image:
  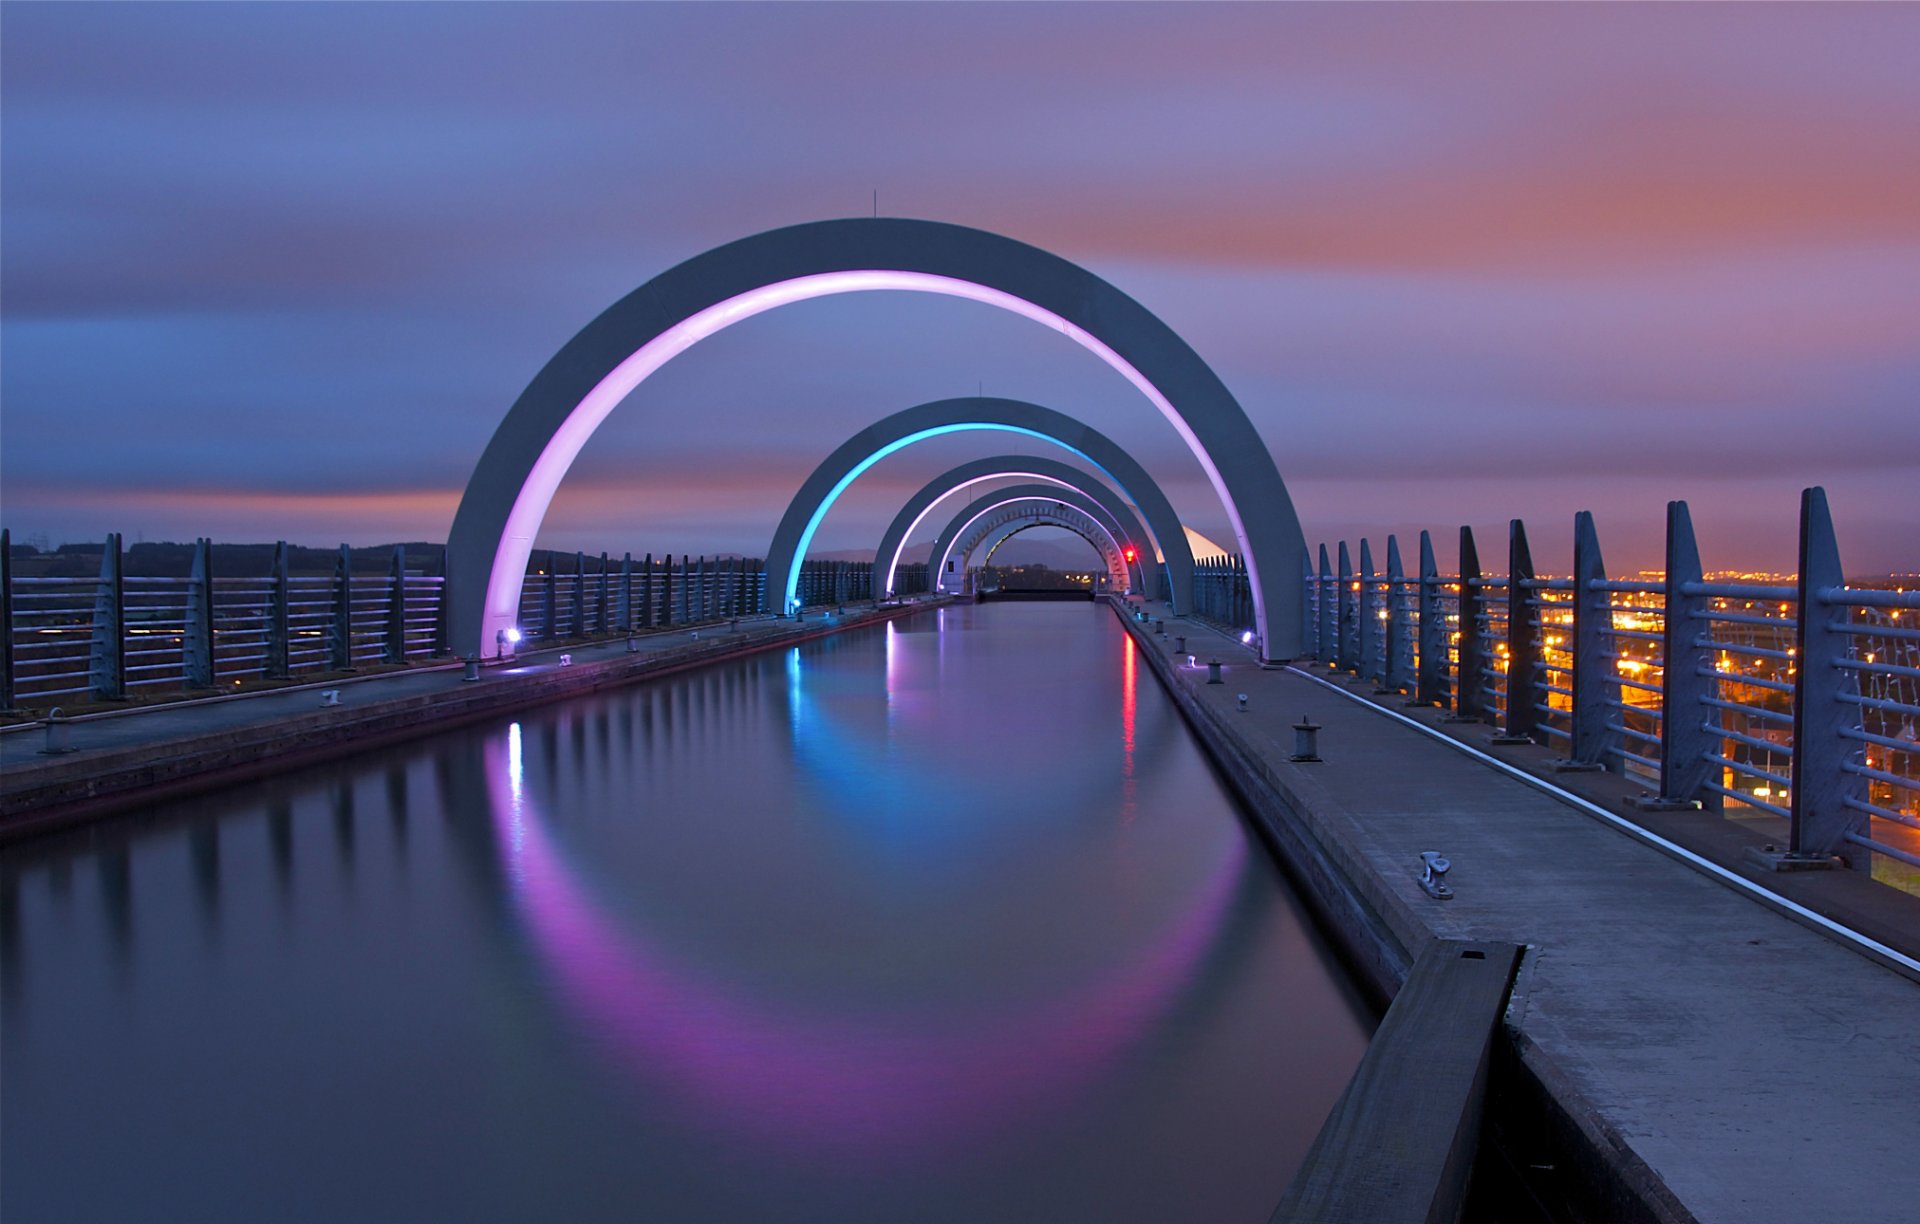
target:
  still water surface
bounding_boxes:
[2,602,1371,1223]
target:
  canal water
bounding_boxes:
[1,602,1372,1223]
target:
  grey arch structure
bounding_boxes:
[445,217,1305,661]
[875,455,1159,599]
[928,492,1130,594]
[766,397,1198,618]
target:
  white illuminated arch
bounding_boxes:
[446,219,1306,660]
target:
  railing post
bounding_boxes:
[185,537,216,688]
[1653,501,1718,809]
[1503,519,1541,743]
[1358,539,1381,683]
[540,551,557,640]
[385,544,407,664]
[1454,527,1485,722]
[1789,487,1869,867]
[89,532,126,701]
[329,543,353,672]
[640,553,655,629]
[1417,531,1447,708]
[1383,535,1413,695]
[597,552,611,635]
[1317,544,1336,666]
[431,545,450,657]
[0,528,14,713]
[1337,542,1357,673]
[570,551,586,638]
[266,541,290,680]
[617,552,633,631]
[1299,548,1315,659]
[1570,512,1620,770]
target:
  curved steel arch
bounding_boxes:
[764,397,1196,617]
[946,486,1137,592]
[874,454,1160,599]
[929,489,1129,595]
[445,218,1304,660]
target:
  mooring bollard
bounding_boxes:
[1419,851,1454,900]
[321,690,341,707]
[462,654,481,682]
[626,635,640,653]
[39,708,75,756]
[1236,693,1248,712]
[1291,715,1322,761]
[1174,635,1186,653]
[1207,658,1223,684]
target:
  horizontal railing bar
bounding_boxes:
[1841,761,1916,790]
[1720,726,1794,757]
[1691,610,1797,629]
[1709,754,1794,789]
[1839,727,1919,753]
[1616,677,1663,695]
[1837,622,1920,642]
[1843,831,1920,871]
[1855,693,1920,717]
[1843,797,1920,828]
[1608,746,1663,769]
[1606,722,1663,745]
[1604,699,1663,719]
[1823,588,1920,611]
[1704,668,1794,695]
[1702,695,1792,724]
[1702,781,1791,817]
[1683,581,1796,600]
[1835,658,1920,681]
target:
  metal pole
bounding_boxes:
[540,552,557,640]
[1654,501,1718,808]
[1789,487,1869,867]
[571,551,586,638]
[385,544,407,664]
[1383,535,1413,696]
[1502,519,1541,744]
[1358,540,1381,683]
[267,541,290,680]
[618,552,633,632]
[1337,541,1357,673]
[1416,531,1447,708]
[432,545,451,657]
[89,532,126,701]
[640,553,654,629]
[185,537,216,688]
[1454,526,1484,722]
[329,543,353,672]
[1570,512,1620,770]
[0,528,14,713]
[1317,544,1336,666]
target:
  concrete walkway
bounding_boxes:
[1120,603,1918,1224]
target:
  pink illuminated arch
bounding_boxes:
[446,219,1306,660]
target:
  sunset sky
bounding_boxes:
[4,2,1916,576]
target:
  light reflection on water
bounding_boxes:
[1,602,1371,1224]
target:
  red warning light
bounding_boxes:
[1123,546,1137,562]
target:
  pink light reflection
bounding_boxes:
[482,270,1261,648]
[479,733,1243,1166]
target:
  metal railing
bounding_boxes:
[2,534,922,711]
[1211,488,1915,892]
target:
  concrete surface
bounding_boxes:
[1117,599,1920,1224]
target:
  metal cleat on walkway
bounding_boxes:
[1419,851,1453,900]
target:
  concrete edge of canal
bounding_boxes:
[0,600,946,843]
[1109,597,1699,1224]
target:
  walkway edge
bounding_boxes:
[1110,600,1697,1224]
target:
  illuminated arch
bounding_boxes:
[445,218,1305,661]
[929,489,1129,594]
[874,454,1164,598]
[765,397,1195,616]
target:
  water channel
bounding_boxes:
[1,601,1373,1223]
